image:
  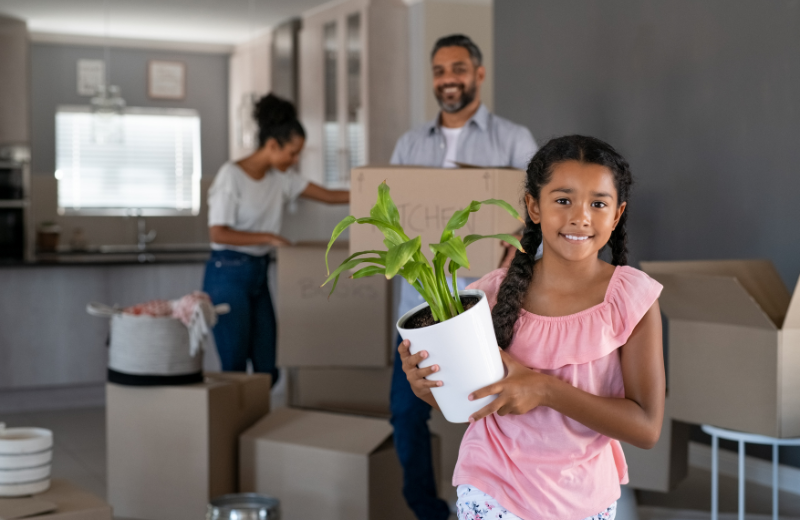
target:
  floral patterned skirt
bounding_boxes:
[455,485,617,520]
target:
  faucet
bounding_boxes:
[137,218,157,251]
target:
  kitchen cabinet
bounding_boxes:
[0,15,29,146]
[298,0,408,188]
[0,262,206,390]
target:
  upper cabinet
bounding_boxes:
[299,0,408,188]
[0,15,29,146]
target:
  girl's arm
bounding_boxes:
[469,301,665,449]
[300,182,349,204]
[209,226,290,247]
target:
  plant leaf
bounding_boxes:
[355,217,407,246]
[479,198,526,224]
[321,257,385,297]
[399,261,429,285]
[430,236,470,270]
[385,236,422,279]
[351,265,386,279]
[463,233,525,253]
[369,181,401,226]
[440,201,481,242]
[325,215,357,274]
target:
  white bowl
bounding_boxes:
[0,464,51,484]
[0,478,51,497]
[0,427,53,455]
[0,449,53,469]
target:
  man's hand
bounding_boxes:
[499,234,523,269]
[398,339,441,408]
[468,349,552,422]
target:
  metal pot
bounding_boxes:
[207,493,280,520]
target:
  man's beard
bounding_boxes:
[435,80,477,114]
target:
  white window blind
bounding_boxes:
[55,106,202,216]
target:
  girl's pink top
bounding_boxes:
[453,265,663,520]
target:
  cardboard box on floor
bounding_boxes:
[276,242,392,368]
[641,259,800,437]
[621,399,690,492]
[240,408,439,520]
[349,166,526,278]
[286,367,466,505]
[107,372,271,520]
[0,479,112,520]
[288,367,393,416]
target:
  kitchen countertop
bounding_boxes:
[0,244,212,267]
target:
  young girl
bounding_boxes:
[399,135,665,520]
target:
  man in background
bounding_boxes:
[390,34,538,520]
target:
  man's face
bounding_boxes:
[432,46,485,114]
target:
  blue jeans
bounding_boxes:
[391,335,451,520]
[202,250,279,385]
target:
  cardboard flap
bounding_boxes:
[242,408,393,455]
[784,276,800,330]
[646,272,776,329]
[642,260,790,328]
[0,498,57,520]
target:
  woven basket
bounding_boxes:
[88,303,204,384]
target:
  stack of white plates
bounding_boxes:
[0,424,53,496]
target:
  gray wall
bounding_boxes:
[495,0,800,288]
[30,43,228,178]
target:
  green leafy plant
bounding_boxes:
[322,182,526,323]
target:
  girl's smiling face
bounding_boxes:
[526,160,626,263]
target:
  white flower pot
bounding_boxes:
[397,289,505,423]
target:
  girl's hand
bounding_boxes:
[398,339,441,408]
[468,349,552,423]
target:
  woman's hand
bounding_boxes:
[266,234,291,246]
[468,349,553,423]
[398,339,440,409]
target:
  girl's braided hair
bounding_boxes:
[492,135,634,349]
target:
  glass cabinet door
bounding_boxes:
[321,10,364,188]
[323,21,340,186]
[346,13,365,173]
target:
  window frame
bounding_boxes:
[55,105,202,217]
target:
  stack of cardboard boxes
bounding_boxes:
[261,166,528,512]
[642,260,800,437]
[107,373,272,520]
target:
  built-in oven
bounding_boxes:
[0,161,25,200]
[0,148,31,261]
[0,207,24,260]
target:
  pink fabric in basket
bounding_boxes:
[123,291,212,326]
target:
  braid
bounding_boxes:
[610,210,629,266]
[491,134,634,349]
[492,219,541,349]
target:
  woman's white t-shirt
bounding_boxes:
[207,161,310,256]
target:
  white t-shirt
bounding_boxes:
[207,162,310,256]
[441,126,463,168]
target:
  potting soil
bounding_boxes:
[403,296,480,329]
